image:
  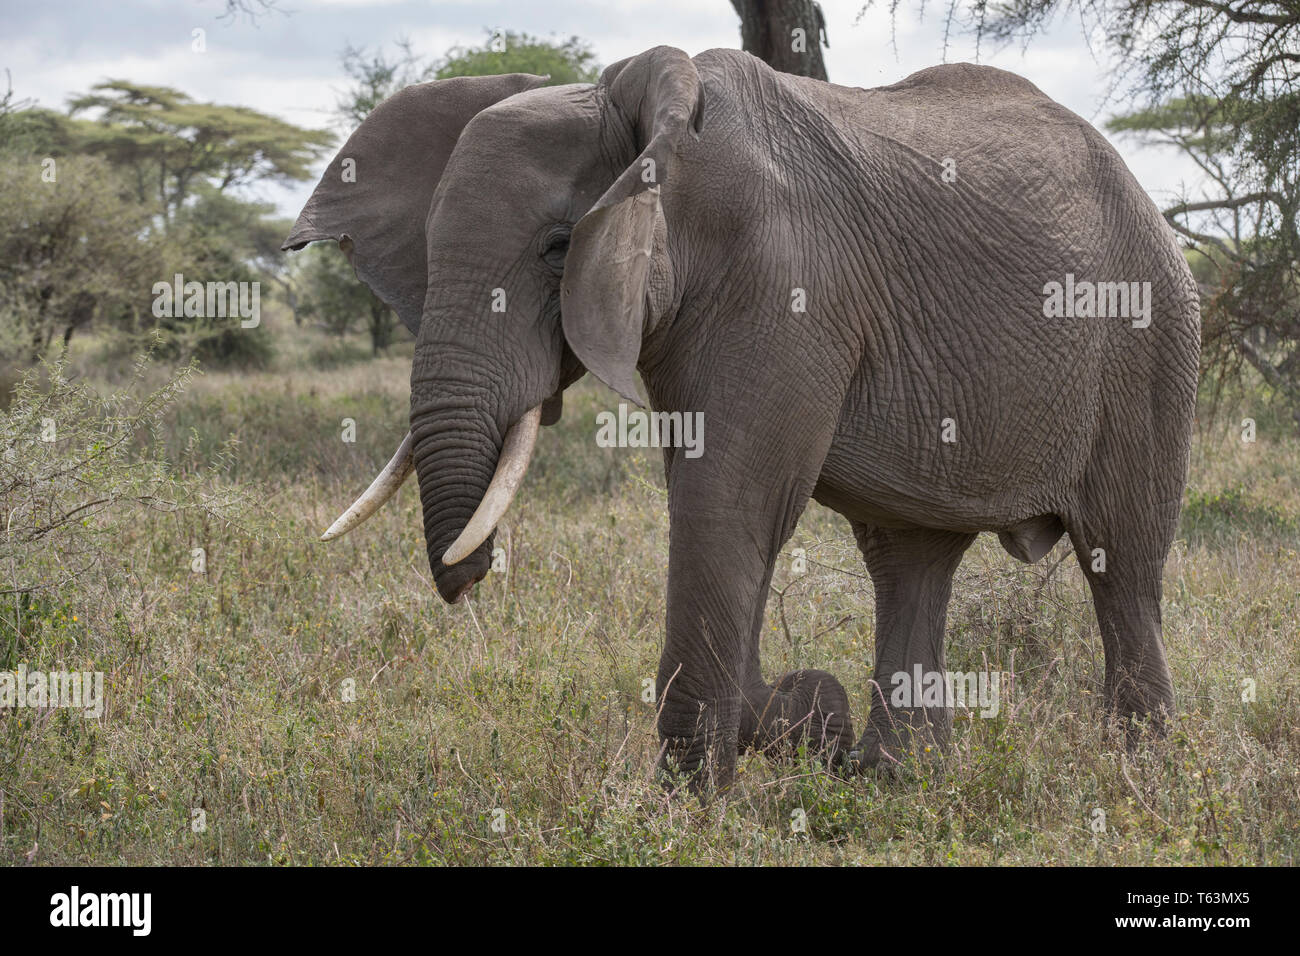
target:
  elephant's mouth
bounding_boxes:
[316,405,543,603]
[435,552,491,604]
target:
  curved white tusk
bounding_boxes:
[319,431,414,541]
[442,405,542,566]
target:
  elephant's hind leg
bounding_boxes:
[849,524,976,769]
[1067,516,1176,744]
[1067,399,1183,743]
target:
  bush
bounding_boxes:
[0,352,251,599]
[0,152,159,363]
[1181,485,1298,542]
[191,325,276,370]
[306,338,372,370]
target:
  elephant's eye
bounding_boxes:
[539,225,571,271]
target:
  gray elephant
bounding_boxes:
[284,47,1200,790]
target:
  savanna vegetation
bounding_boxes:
[1,12,1298,865]
[1,318,1297,864]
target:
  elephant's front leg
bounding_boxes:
[655,502,765,793]
[656,449,850,792]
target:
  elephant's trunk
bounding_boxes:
[411,404,497,603]
[442,405,541,565]
[318,404,540,561]
[409,397,541,604]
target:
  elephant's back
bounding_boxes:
[850,63,1124,232]
[810,59,1196,344]
[701,51,1165,268]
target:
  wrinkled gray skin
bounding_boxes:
[285,47,1199,791]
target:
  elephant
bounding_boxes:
[283,46,1200,791]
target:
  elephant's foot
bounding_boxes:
[848,705,951,774]
[656,668,853,792]
[739,669,854,765]
[656,692,742,795]
[1105,672,1174,750]
[1103,699,1173,755]
[656,728,740,796]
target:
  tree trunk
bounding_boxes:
[730,0,828,80]
[62,291,97,351]
[369,300,394,355]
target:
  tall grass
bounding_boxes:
[1,322,1296,865]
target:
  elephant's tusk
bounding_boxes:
[442,405,542,566]
[319,431,414,541]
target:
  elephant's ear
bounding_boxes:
[560,47,704,406]
[283,73,549,335]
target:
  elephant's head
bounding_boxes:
[284,47,705,603]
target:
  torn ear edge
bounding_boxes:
[282,214,355,263]
[281,215,330,251]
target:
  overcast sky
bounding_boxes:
[1,0,1202,218]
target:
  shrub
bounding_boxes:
[0,351,250,601]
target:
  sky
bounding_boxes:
[0,0,1203,219]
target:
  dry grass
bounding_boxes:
[1,321,1297,865]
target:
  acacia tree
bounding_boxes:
[1,81,331,364]
[296,244,396,355]
[431,32,600,84]
[1106,94,1300,422]
[67,82,332,225]
[336,31,600,127]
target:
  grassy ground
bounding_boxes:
[2,319,1298,865]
